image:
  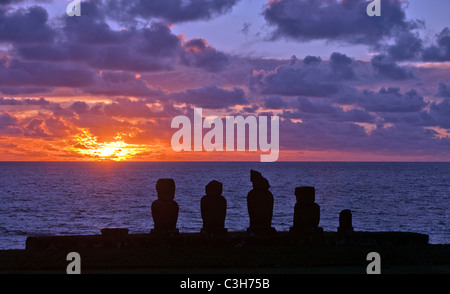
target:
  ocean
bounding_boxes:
[0,161,448,249]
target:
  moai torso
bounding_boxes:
[292,186,321,233]
[201,180,227,231]
[151,179,179,232]
[247,170,275,233]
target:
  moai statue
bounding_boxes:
[247,170,276,234]
[290,186,323,234]
[151,178,179,236]
[338,209,354,234]
[200,180,227,236]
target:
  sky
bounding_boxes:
[0,0,450,162]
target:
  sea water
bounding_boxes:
[0,161,448,249]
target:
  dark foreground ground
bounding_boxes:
[1,231,449,274]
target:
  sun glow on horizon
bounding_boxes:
[66,129,154,161]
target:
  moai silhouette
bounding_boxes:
[247,170,276,234]
[151,178,179,236]
[338,209,354,234]
[290,186,323,234]
[200,180,227,236]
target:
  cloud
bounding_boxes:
[169,86,247,109]
[241,22,251,35]
[23,118,49,137]
[0,111,22,135]
[436,83,450,98]
[0,0,49,6]
[370,54,414,80]
[0,58,95,87]
[428,99,450,128]
[17,4,183,72]
[263,0,421,46]
[380,27,450,62]
[82,71,163,98]
[1,1,450,161]
[0,111,17,127]
[279,115,450,157]
[0,96,50,106]
[379,111,433,128]
[0,0,21,5]
[279,118,369,151]
[329,52,356,80]
[67,22,181,72]
[103,98,160,118]
[285,96,376,123]
[0,5,54,43]
[251,53,356,97]
[386,31,424,61]
[69,101,90,115]
[181,38,230,72]
[0,86,53,95]
[13,2,233,74]
[335,87,428,113]
[264,96,286,109]
[422,28,450,62]
[105,0,241,24]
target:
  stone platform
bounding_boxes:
[25,230,429,251]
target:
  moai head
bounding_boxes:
[250,170,270,190]
[339,209,353,229]
[295,186,315,204]
[205,180,223,196]
[156,178,175,202]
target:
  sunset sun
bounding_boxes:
[97,146,116,158]
[65,129,154,161]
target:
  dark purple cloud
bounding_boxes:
[366,123,450,156]
[335,87,428,113]
[436,83,450,98]
[370,54,414,80]
[0,5,54,43]
[105,0,241,24]
[251,53,358,97]
[263,0,421,46]
[379,111,433,128]
[0,96,50,106]
[385,32,424,61]
[279,118,369,151]
[0,87,53,95]
[169,86,247,109]
[0,0,19,5]
[0,111,22,135]
[82,71,163,98]
[103,98,156,118]
[264,96,286,109]
[0,111,17,126]
[14,2,183,72]
[69,101,90,115]
[284,97,376,123]
[15,2,234,74]
[279,116,450,157]
[0,58,95,87]
[428,99,450,129]
[64,98,180,121]
[379,27,450,63]
[422,28,450,62]
[17,25,181,72]
[181,38,230,72]
[329,52,356,80]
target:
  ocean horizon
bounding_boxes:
[0,161,449,249]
